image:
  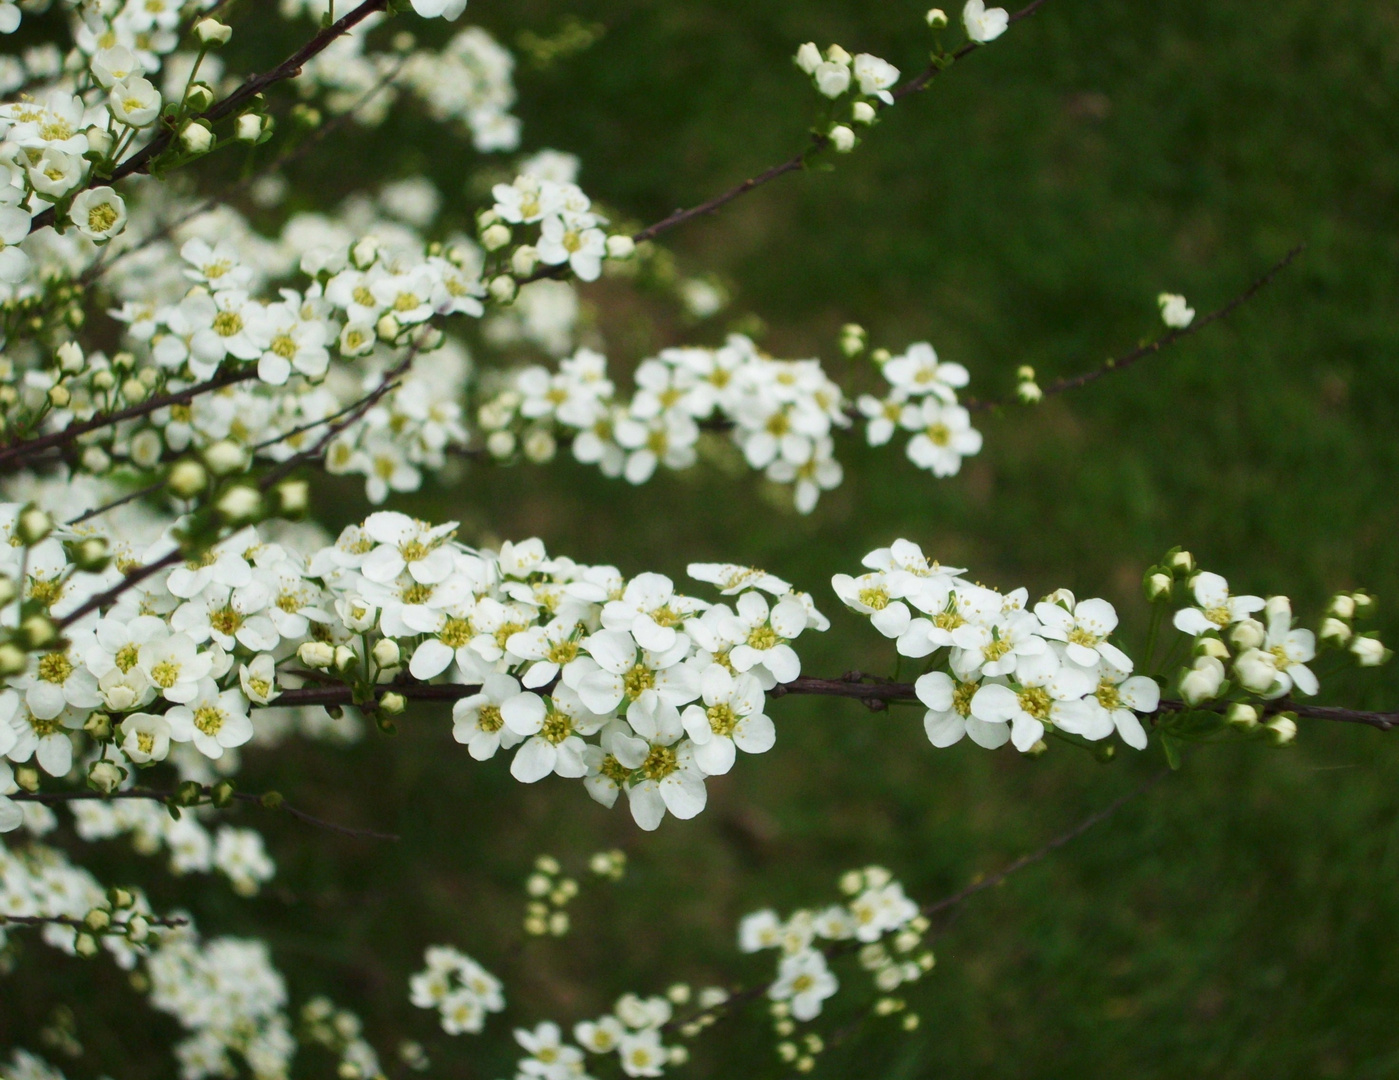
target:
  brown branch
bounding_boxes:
[12,786,399,841]
[29,0,391,234]
[0,912,189,929]
[0,369,255,466]
[261,672,1399,732]
[965,243,1308,412]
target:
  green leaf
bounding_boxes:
[1161,733,1183,770]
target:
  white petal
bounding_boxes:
[510,737,556,783]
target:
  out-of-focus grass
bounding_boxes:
[4,2,1398,1077]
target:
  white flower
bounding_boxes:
[768,948,838,1021]
[601,572,704,653]
[1158,292,1195,329]
[1179,655,1226,706]
[901,399,982,476]
[120,712,172,764]
[1234,601,1318,698]
[813,59,851,98]
[0,203,32,283]
[1034,596,1133,670]
[109,77,161,127]
[1172,572,1265,637]
[509,685,607,784]
[916,671,1005,749]
[574,1015,625,1054]
[970,654,1095,752]
[1,691,77,776]
[624,697,707,830]
[165,679,253,759]
[1053,665,1159,749]
[565,629,700,716]
[538,213,607,281]
[28,147,84,198]
[852,54,900,104]
[739,909,784,952]
[963,0,1009,43]
[720,590,807,684]
[450,675,536,761]
[832,570,911,638]
[0,763,21,833]
[513,1022,583,1080]
[617,1029,668,1078]
[681,665,774,775]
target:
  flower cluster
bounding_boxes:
[835,540,1159,753]
[1156,554,1389,741]
[793,42,901,150]
[857,342,982,478]
[741,865,928,1031]
[487,171,634,282]
[146,931,294,1080]
[298,997,383,1080]
[0,503,825,833]
[482,334,851,512]
[408,945,506,1035]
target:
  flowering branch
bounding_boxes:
[0,911,188,928]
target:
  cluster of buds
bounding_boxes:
[523,854,579,937]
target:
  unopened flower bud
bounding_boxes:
[870,347,891,365]
[1351,591,1375,616]
[1265,714,1298,747]
[840,323,866,357]
[235,112,263,142]
[195,17,232,45]
[1328,594,1355,620]
[108,887,134,909]
[275,480,309,516]
[351,235,379,268]
[167,459,208,497]
[1226,703,1259,731]
[83,907,111,932]
[410,324,443,351]
[826,44,852,66]
[1234,647,1281,695]
[480,223,511,251]
[126,914,150,943]
[1352,635,1390,667]
[83,711,113,739]
[333,644,357,673]
[56,341,84,373]
[70,537,110,572]
[15,765,40,792]
[1228,618,1265,650]
[828,124,856,153]
[488,275,517,304]
[852,100,876,124]
[0,643,26,676]
[21,614,57,649]
[606,234,635,260]
[795,42,822,74]
[180,120,213,153]
[17,505,53,544]
[523,428,556,463]
[486,430,516,458]
[81,445,111,473]
[1180,656,1225,705]
[926,8,948,28]
[48,384,71,408]
[1016,377,1042,404]
[1168,549,1196,575]
[378,691,406,715]
[375,313,401,341]
[511,244,539,276]
[74,932,100,958]
[203,439,247,476]
[1319,617,1352,647]
[121,377,147,403]
[215,485,261,523]
[0,577,15,605]
[297,641,334,669]
[86,126,113,157]
[1194,636,1229,660]
[371,638,400,668]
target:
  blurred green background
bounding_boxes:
[7,0,1399,1077]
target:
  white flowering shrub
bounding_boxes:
[0,0,1390,1076]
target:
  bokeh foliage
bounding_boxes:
[4,1,1398,1077]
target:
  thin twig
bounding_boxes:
[965,243,1308,412]
[0,912,189,928]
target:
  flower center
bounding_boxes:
[1016,686,1052,720]
[38,652,73,684]
[623,663,656,700]
[213,310,244,337]
[209,605,242,636]
[858,586,889,610]
[115,644,140,673]
[194,705,225,735]
[983,638,1012,661]
[547,640,578,665]
[747,625,779,650]
[439,618,473,648]
[924,422,950,446]
[707,703,738,737]
[952,681,976,718]
[541,711,572,745]
[88,203,119,233]
[150,660,180,688]
[1205,605,1231,627]
[476,704,504,733]
[1095,679,1121,710]
[641,744,678,781]
[400,582,433,605]
[1068,627,1101,648]
[270,334,298,359]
